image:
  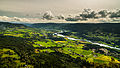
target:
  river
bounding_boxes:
[53,33,120,50]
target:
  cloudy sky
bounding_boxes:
[0,0,120,17]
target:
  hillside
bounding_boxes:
[0,22,120,68]
[32,23,120,48]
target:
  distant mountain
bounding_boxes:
[31,23,69,29]
[31,23,120,34]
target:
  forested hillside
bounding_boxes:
[0,22,120,68]
[32,23,120,48]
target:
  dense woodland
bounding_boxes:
[0,22,120,68]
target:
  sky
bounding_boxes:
[0,0,120,17]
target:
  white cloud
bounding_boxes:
[0,15,120,23]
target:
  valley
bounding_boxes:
[0,22,120,68]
